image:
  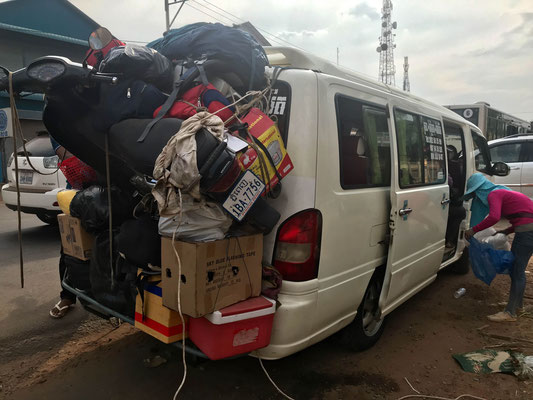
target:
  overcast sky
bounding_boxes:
[70,0,533,122]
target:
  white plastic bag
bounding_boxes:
[474,227,511,251]
[158,195,232,242]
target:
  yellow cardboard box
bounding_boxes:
[57,213,94,260]
[134,273,188,344]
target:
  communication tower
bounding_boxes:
[376,0,397,86]
[403,56,410,92]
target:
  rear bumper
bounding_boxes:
[253,282,321,360]
[1,184,62,214]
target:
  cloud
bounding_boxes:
[349,2,380,21]
[277,28,328,40]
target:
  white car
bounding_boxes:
[488,135,533,198]
[2,133,67,224]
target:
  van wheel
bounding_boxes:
[340,277,386,351]
[37,212,59,225]
[449,247,470,275]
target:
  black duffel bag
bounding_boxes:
[70,185,134,234]
[90,229,138,318]
[99,44,174,92]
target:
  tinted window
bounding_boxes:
[395,110,446,187]
[269,80,291,146]
[336,95,391,188]
[16,134,54,157]
[490,142,522,163]
[472,131,491,173]
[523,142,533,162]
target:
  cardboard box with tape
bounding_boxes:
[57,213,94,261]
[161,234,263,318]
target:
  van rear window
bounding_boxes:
[16,134,55,157]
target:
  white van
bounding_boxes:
[255,47,509,360]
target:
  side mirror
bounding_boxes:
[492,161,510,177]
[88,27,113,51]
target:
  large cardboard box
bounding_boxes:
[57,213,94,261]
[161,234,263,318]
[134,273,188,344]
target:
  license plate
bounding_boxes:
[223,171,265,221]
[19,170,33,185]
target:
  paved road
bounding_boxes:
[0,203,88,353]
[2,203,531,400]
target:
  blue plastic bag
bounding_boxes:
[468,237,514,285]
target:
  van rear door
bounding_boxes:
[379,107,449,315]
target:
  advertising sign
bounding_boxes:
[0,108,12,138]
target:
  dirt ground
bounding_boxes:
[2,244,533,400]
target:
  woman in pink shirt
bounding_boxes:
[465,173,533,322]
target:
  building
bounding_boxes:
[445,101,531,141]
[0,0,99,182]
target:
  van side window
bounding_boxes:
[335,95,391,188]
[395,110,446,187]
[472,131,491,173]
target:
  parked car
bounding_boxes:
[487,135,533,198]
[1,132,67,224]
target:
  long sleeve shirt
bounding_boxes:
[472,189,533,233]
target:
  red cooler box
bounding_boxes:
[189,296,276,360]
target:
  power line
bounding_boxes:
[192,0,241,25]
[192,0,308,51]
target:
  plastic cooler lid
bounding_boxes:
[205,296,276,324]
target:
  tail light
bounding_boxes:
[43,155,59,169]
[273,209,322,282]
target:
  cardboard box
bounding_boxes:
[57,213,94,260]
[162,234,263,318]
[134,273,188,344]
[238,108,294,192]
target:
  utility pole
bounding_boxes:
[376,0,397,86]
[165,0,188,33]
[403,56,410,92]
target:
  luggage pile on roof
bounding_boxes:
[55,22,291,356]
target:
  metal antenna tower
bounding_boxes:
[403,56,410,92]
[164,0,188,32]
[376,0,397,86]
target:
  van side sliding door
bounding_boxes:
[379,107,450,315]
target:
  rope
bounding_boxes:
[8,72,24,288]
[258,357,295,400]
[104,134,115,289]
[171,189,187,400]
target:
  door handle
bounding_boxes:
[510,167,521,170]
[441,198,450,205]
[399,207,413,216]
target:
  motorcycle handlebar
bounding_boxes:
[0,56,119,94]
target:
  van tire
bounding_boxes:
[340,276,386,351]
[450,247,470,275]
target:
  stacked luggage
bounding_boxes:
[56,23,290,359]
